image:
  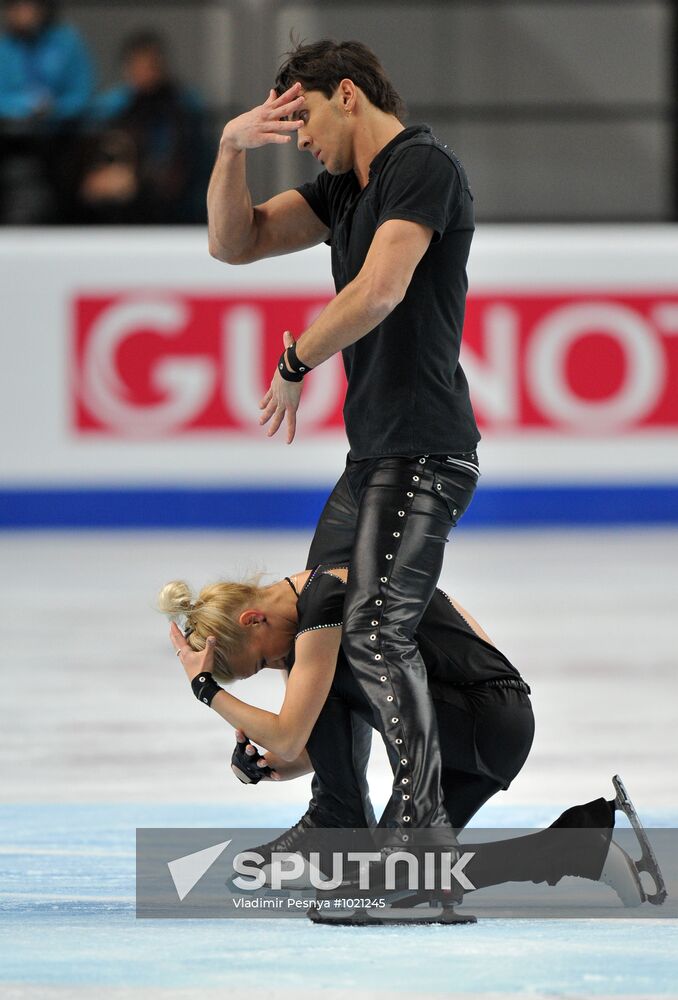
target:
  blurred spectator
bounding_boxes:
[0,0,94,223]
[77,31,207,224]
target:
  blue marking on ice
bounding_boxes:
[1,804,676,995]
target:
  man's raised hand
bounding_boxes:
[221,83,305,152]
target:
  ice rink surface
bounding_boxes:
[1,526,677,998]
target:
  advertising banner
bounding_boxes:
[1,228,677,526]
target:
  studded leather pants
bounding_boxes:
[306,452,479,837]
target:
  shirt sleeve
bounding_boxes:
[376,144,464,242]
[295,572,346,638]
[296,172,332,230]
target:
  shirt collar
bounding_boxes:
[368,124,432,179]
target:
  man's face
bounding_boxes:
[5,0,47,35]
[294,88,353,175]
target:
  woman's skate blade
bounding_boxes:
[612,774,667,905]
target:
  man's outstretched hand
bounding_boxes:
[259,329,303,444]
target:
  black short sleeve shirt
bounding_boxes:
[296,124,480,459]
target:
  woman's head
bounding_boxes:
[157,576,294,682]
[158,578,262,683]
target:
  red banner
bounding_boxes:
[73,292,678,436]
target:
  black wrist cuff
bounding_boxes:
[278,342,312,382]
[191,671,222,707]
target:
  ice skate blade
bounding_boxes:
[612,774,668,905]
[600,841,645,907]
[307,903,476,926]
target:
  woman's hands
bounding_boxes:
[169,621,216,684]
[221,84,304,152]
[233,731,313,782]
[233,730,279,782]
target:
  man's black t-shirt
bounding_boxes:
[296,124,480,460]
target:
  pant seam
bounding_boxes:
[369,455,428,829]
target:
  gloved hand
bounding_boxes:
[231,730,275,784]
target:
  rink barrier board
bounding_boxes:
[0,484,676,529]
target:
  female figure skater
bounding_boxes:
[160,563,534,832]
[159,564,664,914]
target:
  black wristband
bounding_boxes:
[278,342,312,382]
[191,671,222,707]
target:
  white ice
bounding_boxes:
[1,527,676,814]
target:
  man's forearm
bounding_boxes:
[295,272,398,369]
[207,143,256,263]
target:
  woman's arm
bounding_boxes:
[170,622,341,761]
[234,732,314,782]
[260,747,313,780]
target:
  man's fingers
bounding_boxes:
[267,409,285,437]
[235,729,246,743]
[286,407,296,445]
[259,400,276,425]
[269,82,302,108]
[283,329,295,348]
[264,95,304,119]
[259,388,273,410]
[269,96,305,120]
[262,119,303,133]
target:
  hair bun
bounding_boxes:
[157,580,194,620]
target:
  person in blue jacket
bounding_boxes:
[0,0,93,123]
[0,0,94,221]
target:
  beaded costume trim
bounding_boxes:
[295,621,343,639]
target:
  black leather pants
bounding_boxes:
[306,452,479,836]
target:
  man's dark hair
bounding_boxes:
[275,39,405,121]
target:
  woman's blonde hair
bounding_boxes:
[157,577,263,684]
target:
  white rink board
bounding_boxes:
[1,226,677,489]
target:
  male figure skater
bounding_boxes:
[207,40,479,844]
